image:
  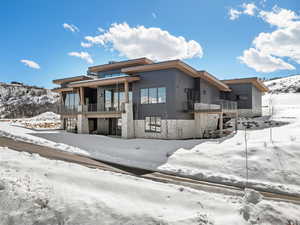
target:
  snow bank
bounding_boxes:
[0,122,88,156]
[1,148,299,225]
[159,93,300,195]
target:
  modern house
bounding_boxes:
[52,58,268,139]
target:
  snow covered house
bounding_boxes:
[52,58,268,139]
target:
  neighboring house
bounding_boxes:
[52,58,268,139]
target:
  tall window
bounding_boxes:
[145,116,161,133]
[64,92,79,109]
[140,87,166,104]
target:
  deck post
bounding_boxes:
[124,80,129,103]
[80,87,85,105]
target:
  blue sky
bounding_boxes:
[1,0,299,88]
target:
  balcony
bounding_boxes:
[184,100,237,113]
[85,103,125,113]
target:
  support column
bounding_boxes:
[220,113,223,137]
[124,80,129,103]
[80,87,85,105]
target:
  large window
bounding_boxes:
[64,92,79,109]
[104,89,132,111]
[145,116,161,133]
[140,87,166,104]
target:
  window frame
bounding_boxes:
[140,87,166,105]
[145,116,162,133]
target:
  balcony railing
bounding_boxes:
[58,105,79,115]
[183,100,237,113]
[85,103,125,113]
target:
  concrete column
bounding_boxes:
[219,113,223,136]
[124,80,129,103]
[121,102,134,138]
[77,114,89,134]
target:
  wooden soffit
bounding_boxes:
[51,87,74,93]
[53,75,92,85]
[88,57,153,73]
[68,76,140,88]
[198,71,231,92]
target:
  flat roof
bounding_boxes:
[88,57,153,73]
[53,75,92,85]
[122,60,231,92]
[68,76,140,88]
[222,77,269,92]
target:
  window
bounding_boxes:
[149,88,157,104]
[105,90,112,110]
[103,73,125,78]
[158,87,166,103]
[145,116,161,133]
[140,87,166,104]
[64,92,79,109]
[140,88,148,104]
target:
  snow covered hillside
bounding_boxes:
[1,148,299,225]
[0,82,59,118]
[265,74,300,94]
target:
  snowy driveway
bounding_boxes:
[32,131,204,170]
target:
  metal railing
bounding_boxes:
[85,103,125,113]
[183,100,237,112]
[58,105,79,114]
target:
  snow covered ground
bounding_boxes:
[159,93,300,195]
[1,147,300,225]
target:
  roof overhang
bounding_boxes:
[198,71,231,92]
[222,77,269,92]
[53,75,92,85]
[122,60,231,92]
[68,76,140,88]
[51,87,74,93]
[88,57,153,73]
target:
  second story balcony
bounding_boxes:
[184,100,237,113]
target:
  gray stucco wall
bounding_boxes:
[199,79,220,104]
[226,83,253,109]
[132,68,194,120]
[252,85,262,111]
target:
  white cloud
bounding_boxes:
[228,8,242,20]
[253,22,300,64]
[242,3,257,16]
[20,59,40,69]
[63,23,79,32]
[81,42,92,48]
[68,52,93,64]
[259,6,300,28]
[238,5,300,72]
[238,48,295,72]
[152,12,157,19]
[97,27,105,33]
[84,22,203,61]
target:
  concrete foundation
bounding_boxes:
[122,103,134,138]
[77,114,89,134]
[194,113,219,138]
[134,119,195,139]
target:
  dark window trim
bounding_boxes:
[140,87,166,105]
[145,116,161,133]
